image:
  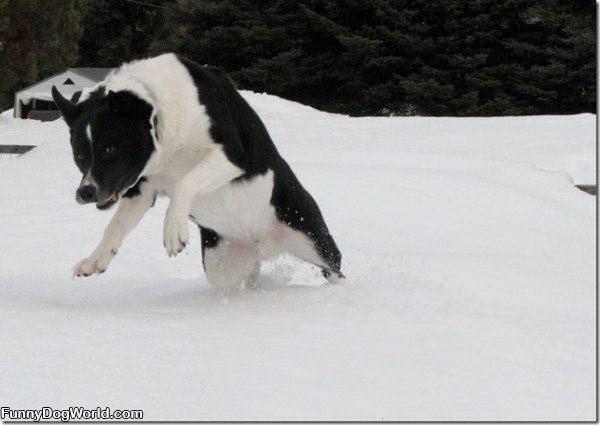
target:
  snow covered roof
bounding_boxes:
[13,68,114,118]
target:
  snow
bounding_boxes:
[0,94,595,421]
[0,110,65,146]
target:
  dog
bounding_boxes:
[51,53,344,291]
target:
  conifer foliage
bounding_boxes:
[0,0,595,116]
[0,0,83,108]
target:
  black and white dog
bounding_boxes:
[52,53,344,291]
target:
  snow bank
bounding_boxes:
[240,90,329,119]
[0,109,64,146]
[0,92,595,421]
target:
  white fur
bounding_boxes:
[73,183,155,276]
[85,124,92,143]
[161,147,243,256]
[198,221,327,292]
[191,171,322,266]
[76,54,328,288]
[245,263,261,289]
[80,169,97,190]
[202,239,259,293]
[191,170,276,241]
[104,53,212,160]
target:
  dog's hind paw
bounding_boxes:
[322,269,346,284]
[163,208,189,257]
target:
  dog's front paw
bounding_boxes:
[163,208,189,257]
[73,249,116,277]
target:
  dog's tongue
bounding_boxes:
[110,193,118,202]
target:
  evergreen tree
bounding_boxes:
[78,0,173,67]
[1,0,594,116]
[0,0,83,110]
[0,0,39,109]
[150,0,594,116]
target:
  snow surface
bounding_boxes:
[0,94,595,421]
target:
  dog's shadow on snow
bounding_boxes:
[8,259,341,312]
[51,260,334,311]
[148,265,329,309]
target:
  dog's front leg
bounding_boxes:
[164,148,242,256]
[73,182,156,277]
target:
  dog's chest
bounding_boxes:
[189,170,277,241]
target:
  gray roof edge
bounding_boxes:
[70,67,114,81]
[15,68,115,96]
[15,71,69,96]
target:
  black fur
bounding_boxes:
[88,91,155,204]
[198,225,221,268]
[53,86,155,208]
[178,56,342,276]
[123,176,148,198]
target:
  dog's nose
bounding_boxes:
[76,184,97,204]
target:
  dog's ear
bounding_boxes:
[107,90,153,120]
[52,86,80,127]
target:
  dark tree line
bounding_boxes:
[0,0,82,110]
[0,0,596,116]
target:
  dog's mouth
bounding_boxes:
[95,192,119,210]
[94,177,139,210]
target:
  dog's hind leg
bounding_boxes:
[199,225,258,293]
[245,262,261,289]
[313,226,345,283]
[308,231,345,284]
[272,175,344,283]
[276,221,345,284]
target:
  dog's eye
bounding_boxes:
[76,153,85,161]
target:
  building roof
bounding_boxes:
[15,67,115,98]
[70,68,114,82]
[13,67,116,118]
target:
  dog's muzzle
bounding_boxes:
[76,184,118,209]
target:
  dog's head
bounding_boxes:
[52,86,156,209]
